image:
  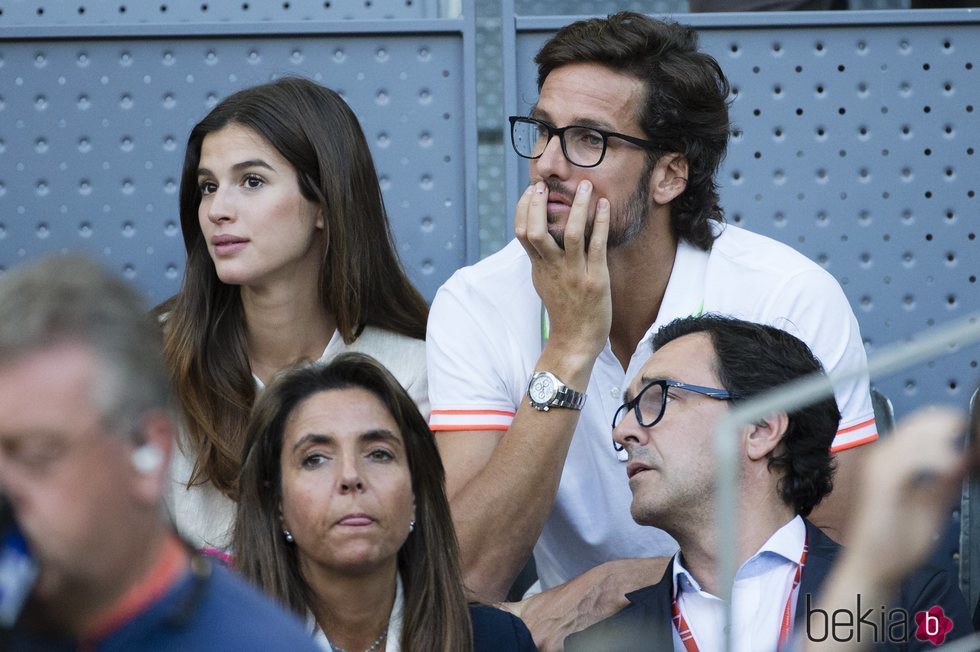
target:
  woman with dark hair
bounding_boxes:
[159,77,429,551]
[234,353,535,651]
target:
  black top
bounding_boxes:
[471,604,537,651]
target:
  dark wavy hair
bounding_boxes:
[233,353,473,652]
[652,315,840,516]
[535,12,731,250]
[158,77,428,498]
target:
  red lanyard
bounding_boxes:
[671,534,808,652]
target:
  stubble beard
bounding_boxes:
[547,169,652,251]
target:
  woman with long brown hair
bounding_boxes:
[234,353,535,651]
[159,77,429,550]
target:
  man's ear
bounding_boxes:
[130,410,176,507]
[744,412,790,462]
[650,153,689,205]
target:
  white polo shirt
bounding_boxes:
[426,224,876,590]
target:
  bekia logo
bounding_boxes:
[805,594,954,646]
[914,606,953,646]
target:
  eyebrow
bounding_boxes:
[197,159,276,178]
[639,374,678,386]
[623,375,677,402]
[291,429,402,454]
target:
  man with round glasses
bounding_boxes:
[568,315,969,650]
[427,11,876,648]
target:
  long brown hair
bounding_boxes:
[234,353,473,651]
[159,77,429,497]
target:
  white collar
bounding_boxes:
[309,572,405,652]
[672,515,805,598]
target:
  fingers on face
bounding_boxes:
[562,180,592,257]
[514,183,534,241]
[589,197,610,268]
[523,182,558,258]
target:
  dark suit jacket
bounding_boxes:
[567,520,972,651]
[470,603,538,651]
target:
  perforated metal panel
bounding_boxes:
[0,17,477,302]
[516,0,686,13]
[513,0,906,15]
[0,0,443,24]
[503,9,980,417]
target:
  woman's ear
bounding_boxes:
[744,412,790,462]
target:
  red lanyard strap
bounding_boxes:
[672,534,808,652]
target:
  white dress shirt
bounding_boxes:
[672,516,807,652]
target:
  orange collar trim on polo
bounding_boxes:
[80,532,189,646]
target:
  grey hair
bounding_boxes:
[0,254,171,432]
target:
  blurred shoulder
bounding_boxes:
[469,604,537,651]
[194,563,320,650]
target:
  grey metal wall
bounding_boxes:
[0,0,476,303]
[503,7,980,419]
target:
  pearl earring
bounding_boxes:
[283,529,295,543]
[409,520,416,534]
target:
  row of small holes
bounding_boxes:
[0,215,439,240]
[731,162,971,178]
[13,167,448,195]
[743,103,974,118]
[2,82,440,113]
[728,39,957,56]
[902,378,971,395]
[728,190,975,204]
[0,2,416,17]
[735,80,968,98]
[0,253,436,278]
[734,209,973,225]
[732,208,977,233]
[18,46,436,67]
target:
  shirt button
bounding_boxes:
[610,386,621,398]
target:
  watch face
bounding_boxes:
[529,373,557,404]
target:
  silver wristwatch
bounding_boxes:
[527,371,587,411]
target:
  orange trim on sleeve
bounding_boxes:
[430,409,516,417]
[430,424,510,432]
[831,432,878,453]
[836,417,876,435]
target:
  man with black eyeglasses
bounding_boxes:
[567,315,969,651]
[426,12,877,649]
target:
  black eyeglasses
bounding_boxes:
[612,379,740,430]
[509,116,659,168]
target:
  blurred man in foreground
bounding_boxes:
[0,255,318,650]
